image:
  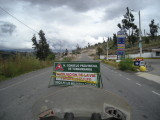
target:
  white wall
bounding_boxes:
[100,55,117,59]
[100,55,106,59]
[101,52,160,59]
[127,52,160,58]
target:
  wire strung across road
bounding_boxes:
[0,6,38,33]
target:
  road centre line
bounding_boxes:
[136,83,142,86]
[101,64,132,82]
[152,91,160,96]
[0,70,50,92]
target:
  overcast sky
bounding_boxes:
[0,0,160,50]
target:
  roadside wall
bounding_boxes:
[127,52,160,58]
[101,52,160,59]
[100,55,106,59]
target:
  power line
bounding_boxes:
[0,6,38,33]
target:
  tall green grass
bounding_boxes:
[102,59,119,68]
[62,57,73,61]
[0,55,53,81]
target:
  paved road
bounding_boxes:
[0,54,160,120]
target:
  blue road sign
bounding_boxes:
[117,51,125,55]
[117,38,125,44]
[134,61,140,66]
[117,30,125,35]
[117,30,126,57]
[140,61,145,66]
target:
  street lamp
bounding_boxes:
[104,37,109,60]
[107,38,109,60]
[128,8,134,37]
[129,8,143,57]
[138,11,142,57]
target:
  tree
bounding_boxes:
[32,30,50,60]
[144,37,150,44]
[108,37,110,42]
[32,34,38,50]
[149,19,159,38]
[47,53,55,60]
[103,39,105,43]
[88,43,90,47]
[117,7,139,46]
[117,23,122,30]
[76,44,81,50]
[112,33,117,48]
[109,37,112,41]
[97,47,103,58]
[65,49,68,56]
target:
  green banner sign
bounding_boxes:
[49,61,102,88]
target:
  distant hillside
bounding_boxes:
[0,49,34,53]
[86,36,160,55]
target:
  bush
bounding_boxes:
[119,59,136,71]
[102,59,119,68]
[62,57,72,62]
[144,37,150,44]
[47,54,55,61]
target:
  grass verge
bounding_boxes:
[102,59,119,68]
[0,55,53,82]
[0,55,76,82]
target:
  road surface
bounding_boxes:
[0,53,160,120]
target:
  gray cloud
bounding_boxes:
[22,0,116,12]
[21,0,160,24]
[0,21,16,35]
[1,0,159,22]
[0,0,160,49]
[48,38,79,51]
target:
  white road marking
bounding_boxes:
[136,83,142,86]
[126,78,131,80]
[152,91,160,96]
[0,70,50,91]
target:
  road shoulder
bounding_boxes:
[136,72,160,84]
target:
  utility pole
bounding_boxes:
[139,11,142,57]
[107,38,109,60]
[129,9,143,57]
[104,37,109,60]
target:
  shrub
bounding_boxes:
[102,59,119,68]
[62,57,72,61]
[47,54,55,61]
[144,37,150,44]
[119,59,136,71]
